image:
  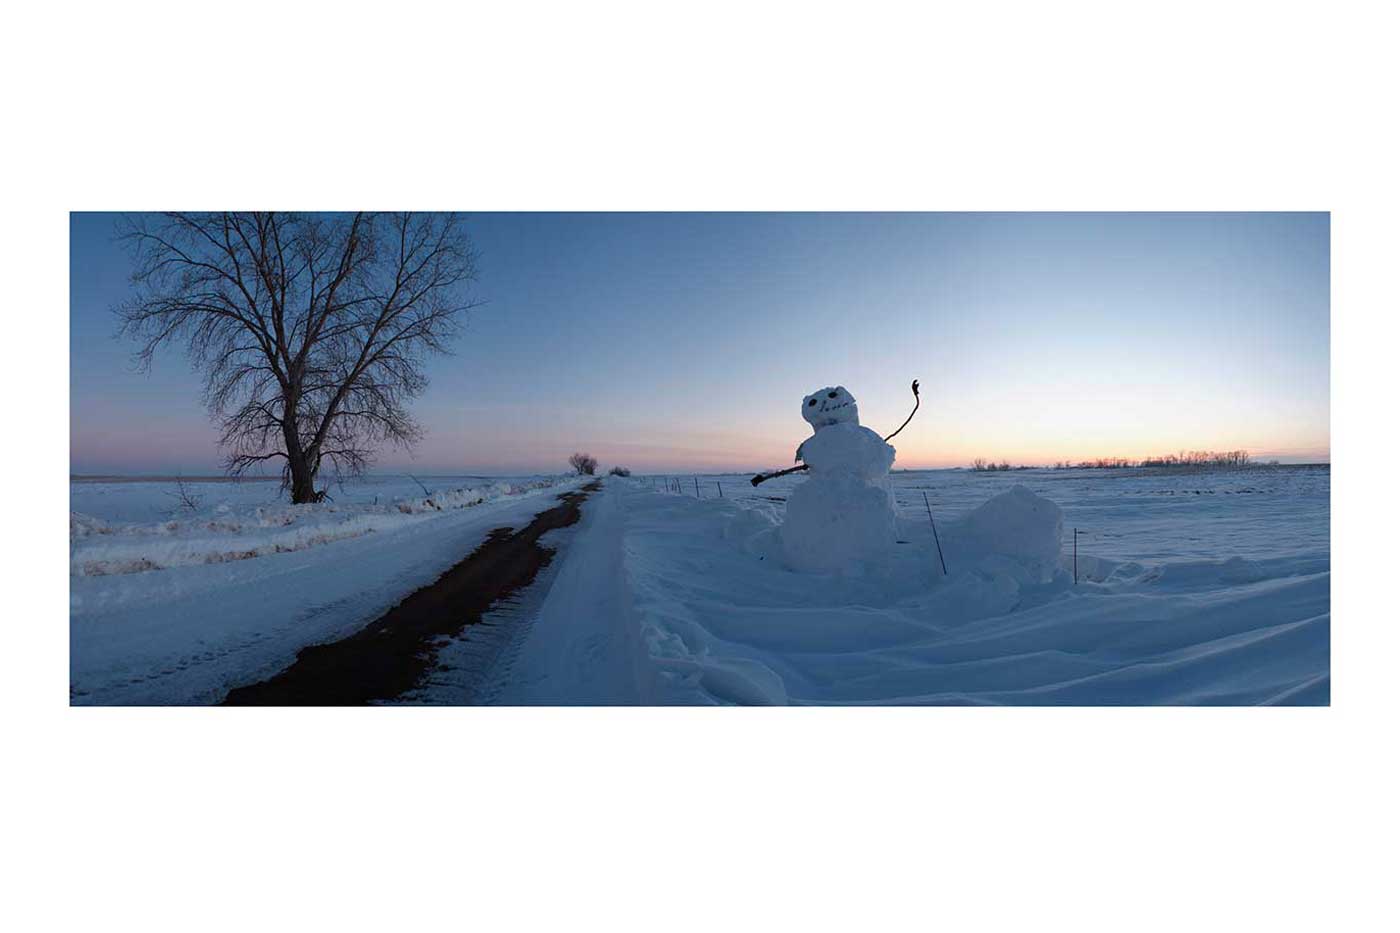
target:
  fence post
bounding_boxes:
[717,482,723,498]
[694,477,700,497]
[1074,528,1084,584]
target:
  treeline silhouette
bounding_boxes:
[970,450,1264,471]
[1136,449,1253,468]
[970,458,1032,472]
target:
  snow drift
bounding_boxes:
[70,477,566,577]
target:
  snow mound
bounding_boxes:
[950,484,1064,583]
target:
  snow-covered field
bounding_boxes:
[70,465,1328,705]
[498,466,1329,705]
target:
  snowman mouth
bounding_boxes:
[814,399,853,426]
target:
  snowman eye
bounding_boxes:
[827,391,837,399]
[807,399,817,407]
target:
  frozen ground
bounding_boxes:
[70,466,1328,705]
[496,466,1329,705]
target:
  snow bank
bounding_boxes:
[70,477,566,576]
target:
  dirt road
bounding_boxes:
[222,481,601,705]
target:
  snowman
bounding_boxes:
[779,385,899,574]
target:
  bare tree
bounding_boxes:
[116,212,481,503]
[569,452,598,476]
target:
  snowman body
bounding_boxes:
[780,386,898,574]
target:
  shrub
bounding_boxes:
[569,452,598,476]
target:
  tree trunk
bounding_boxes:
[282,397,319,504]
[289,457,319,504]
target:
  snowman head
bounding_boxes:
[801,385,860,430]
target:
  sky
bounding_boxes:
[70,212,1330,475]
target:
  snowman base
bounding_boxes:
[780,473,897,574]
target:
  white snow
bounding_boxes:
[954,484,1064,582]
[69,464,1330,706]
[70,475,564,576]
[495,466,1328,705]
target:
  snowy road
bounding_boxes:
[223,482,601,705]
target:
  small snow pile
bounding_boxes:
[780,387,898,574]
[949,484,1064,583]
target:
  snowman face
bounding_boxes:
[801,385,860,429]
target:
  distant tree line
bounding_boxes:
[971,458,1030,472]
[1047,450,1255,470]
[970,450,1263,471]
[1138,449,1252,468]
[1053,457,1135,470]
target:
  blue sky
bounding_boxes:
[70,212,1329,474]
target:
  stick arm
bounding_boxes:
[750,463,810,486]
[883,379,921,443]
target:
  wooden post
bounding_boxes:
[717,482,723,497]
[694,477,700,497]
